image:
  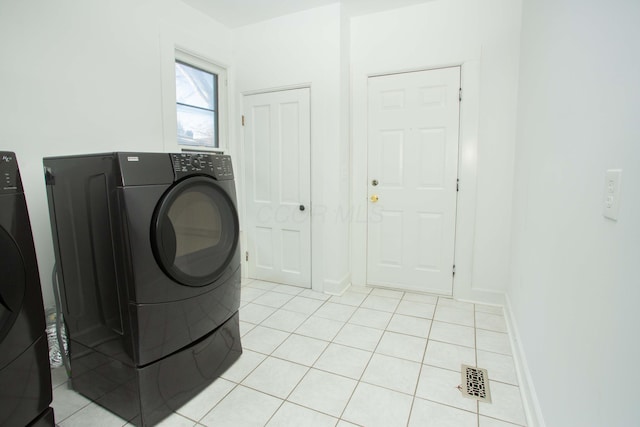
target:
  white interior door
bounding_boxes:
[244,88,311,288]
[367,67,460,295]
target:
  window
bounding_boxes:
[160,40,228,152]
[175,61,217,148]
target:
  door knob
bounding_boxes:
[299,205,305,211]
[370,195,379,203]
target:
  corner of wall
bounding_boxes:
[323,273,351,296]
[453,286,505,306]
[504,293,546,427]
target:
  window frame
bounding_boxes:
[174,49,228,152]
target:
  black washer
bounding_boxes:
[0,151,54,427]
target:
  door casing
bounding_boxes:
[366,66,461,295]
[351,62,493,303]
[242,87,312,288]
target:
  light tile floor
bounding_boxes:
[51,280,527,426]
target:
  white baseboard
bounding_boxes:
[504,294,546,427]
[454,286,506,306]
[323,273,351,295]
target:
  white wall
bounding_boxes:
[508,0,640,425]
[0,0,232,308]
[350,0,522,301]
[233,4,351,294]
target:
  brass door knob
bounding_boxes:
[370,195,379,202]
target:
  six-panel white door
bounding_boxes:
[367,67,461,295]
[243,88,311,288]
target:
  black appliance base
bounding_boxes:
[69,311,242,426]
[0,335,54,427]
[28,407,55,426]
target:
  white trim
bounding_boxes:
[323,273,351,296]
[239,86,316,291]
[451,60,489,303]
[504,294,547,427]
[241,82,312,97]
[351,61,498,303]
[159,25,232,154]
[367,62,466,79]
[173,49,228,152]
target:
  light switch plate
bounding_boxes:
[603,169,622,221]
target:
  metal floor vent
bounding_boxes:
[460,365,492,403]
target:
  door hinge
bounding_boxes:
[459,88,462,102]
[457,178,460,192]
[245,251,249,261]
[242,115,245,126]
[453,265,456,276]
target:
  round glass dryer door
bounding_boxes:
[152,176,239,287]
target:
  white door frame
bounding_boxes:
[238,84,317,289]
[351,62,502,304]
[366,66,461,295]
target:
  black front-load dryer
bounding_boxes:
[44,152,242,426]
[0,152,55,426]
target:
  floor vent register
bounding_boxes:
[460,365,492,403]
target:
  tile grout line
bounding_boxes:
[195,377,244,424]
[51,382,94,424]
[54,285,516,426]
[221,287,306,426]
[247,287,371,426]
[245,287,360,426]
[333,289,390,424]
[405,294,438,427]
[241,293,518,422]
[261,289,335,424]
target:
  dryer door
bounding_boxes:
[151,176,239,287]
[0,226,25,343]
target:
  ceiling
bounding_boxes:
[181,0,433,28]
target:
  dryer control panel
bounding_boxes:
[171,153,234,180]
[0,151,21,194]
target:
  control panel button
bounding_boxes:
[0,152,19,193]
[170,153,233,180]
